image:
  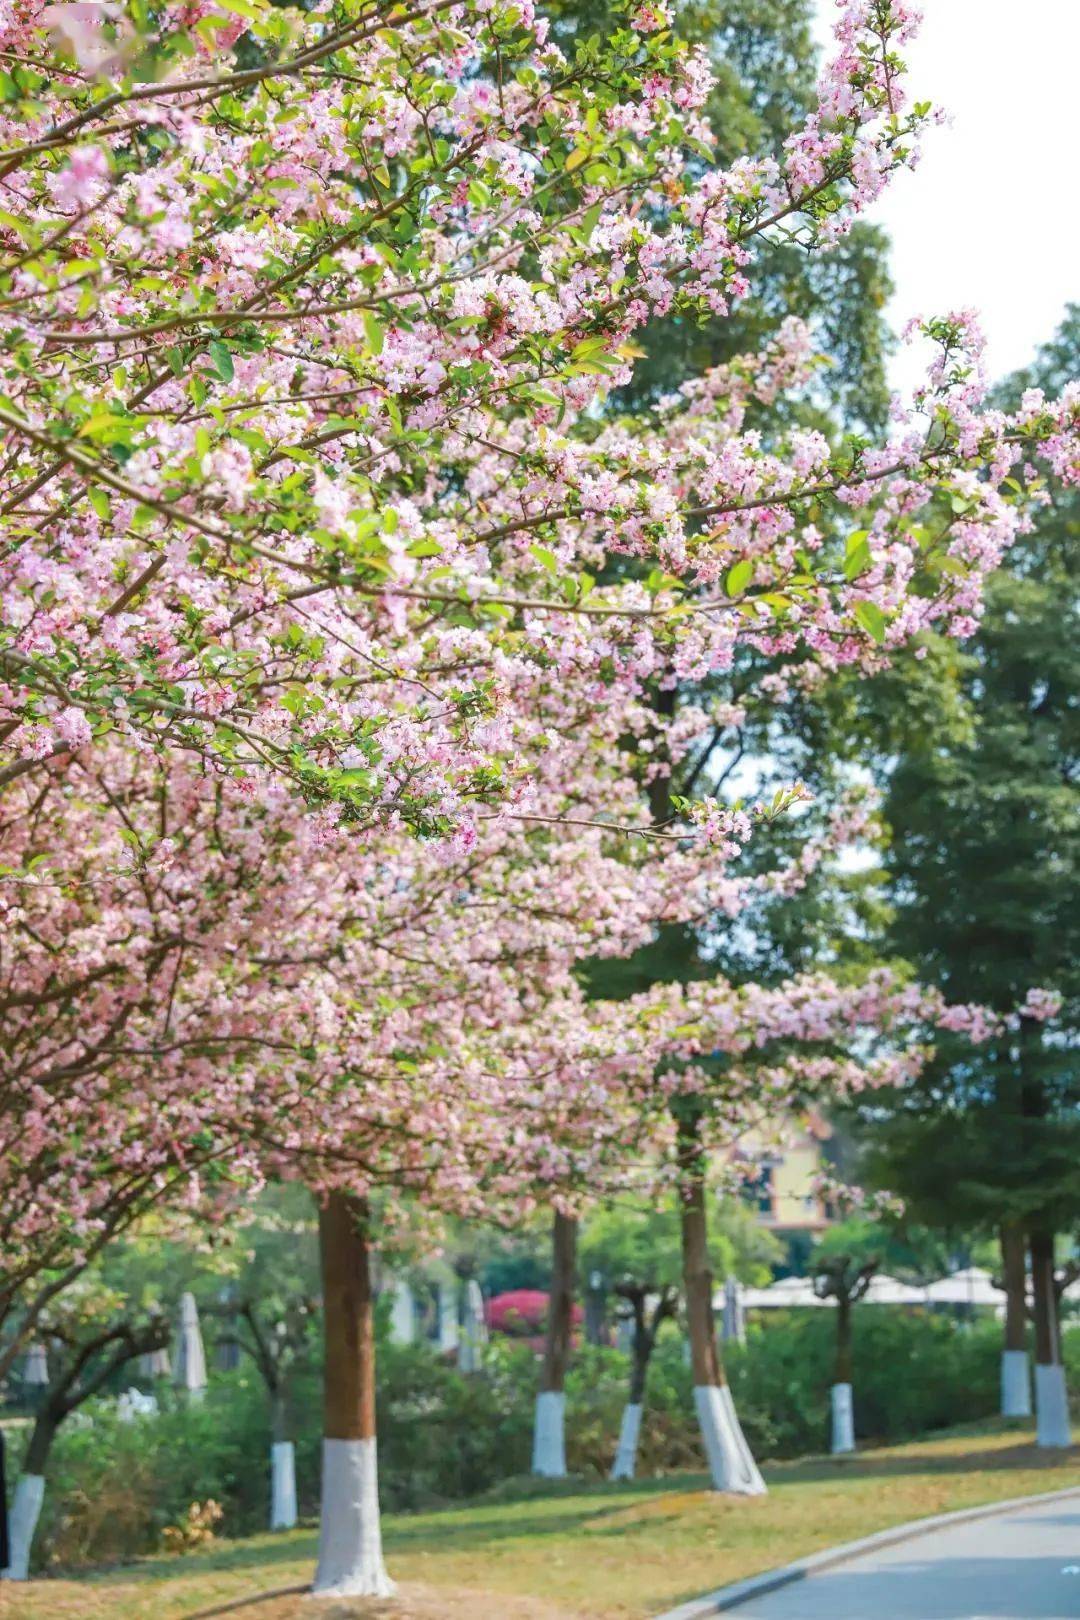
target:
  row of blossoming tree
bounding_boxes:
[1,0,1077,1592]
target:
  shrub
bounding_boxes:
[16,1308,1061,1572]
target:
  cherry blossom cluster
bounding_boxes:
[2,0,1074,836]
[1,0,1076,1372]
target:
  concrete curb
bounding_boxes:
[654,1482,1080,1618]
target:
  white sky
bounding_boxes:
[813,0,1080,395]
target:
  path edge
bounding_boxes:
[654,1481,1080,1618]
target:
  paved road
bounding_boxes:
[732,1496,1080,1619]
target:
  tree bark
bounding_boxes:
[678,1117,722,1389]
[0,1410,56,1581]
[22,1408,58,1479]
[1001,1223,1028,1353]
[541,1211,577,1394]
[677,1112,765,1494]
[532,1210,576,1476]
[1030,1226,1071,1448]
[1031,1228,1058,1367]
[610,1286,676,1482]
[629,1324,651,1407]
[834,1296,853,1386]
[269,1383,297,1532]
[312,1190,393,1595]
[999,1221,1031,1418]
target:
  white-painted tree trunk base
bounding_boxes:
[175,1290,208,1397]
[532,1391,567,1477]
[311,1438,395,1597]
[694,1384,767,1496]
[1001,1349,1032,1418]
[459,1279,488,1372]
[1034,1363,1072,1449]
[610,1402,643,1481]
[721,1279,746,1346]
[1,1474,46,1581]
[271,1440,298,1531]
[437,1281,460,1355]
[830,1382,855,1455]
[388,1280,416,1346]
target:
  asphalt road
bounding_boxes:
[732,1496,1080,1619]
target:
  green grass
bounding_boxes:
[6,1421,1080,1620]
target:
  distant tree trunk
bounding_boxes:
[584,1274,607,1347]
[270,1385,297,1532]
[677,1113,765,1495]
[830,1296,855,1455]
[312,1191,394,1596]
[999,1222,1031,1418]
[834,1295,853,1385]
[610,1309,649,1483]
[1030,1227,1071,1449]
[1,1401,58,1581]
[2,1315,166,1582]
[532,1211,576,1477]
[610,1284,677,1482]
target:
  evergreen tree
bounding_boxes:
[846,307,1080,1439]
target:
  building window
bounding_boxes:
[745,1163,776,1220]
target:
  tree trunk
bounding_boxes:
[269,1387,297,1532]
[829,1294,855,1455]
[1,1410,56,1582]
[834,1296,853,1385]
[611,1307,653,1483]
[312,1190,394,1595]
[436,1277,459,1356]
[677,1114,765,1495]
[584,1277,607,1347]
[532,1211,576,1477]
[1030,1227,1071,1449]
[999,1222,1031,1418]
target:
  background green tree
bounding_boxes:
[837,306,1080,1430]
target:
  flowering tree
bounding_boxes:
[2,0,1074,837]
[0,745,354,1380]
[0,1273,170,1581]
[1,0,1078,1597]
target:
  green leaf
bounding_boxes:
[580,201,603,239]
[529,544,558,575]
[363,310,385,356]
[725,559,753,597]
[854,599,888,643]
[216,0,265,19]
[207,339,234,383]
[844,539,872,581]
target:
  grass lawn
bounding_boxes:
[6,1421,1079,1620]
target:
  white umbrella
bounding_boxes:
[863,1273,928,1305]
[174,1292,208,1398]
[924,1267,1003,1307]
[769,1276,829,1307]
[723,1276,829,1310]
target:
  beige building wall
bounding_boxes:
[728,1120,833,1235]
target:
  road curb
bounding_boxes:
[654,1482,1080,1618]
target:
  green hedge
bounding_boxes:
[15,1312,1076,1571]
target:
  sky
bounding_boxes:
[813,0,1080,396]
